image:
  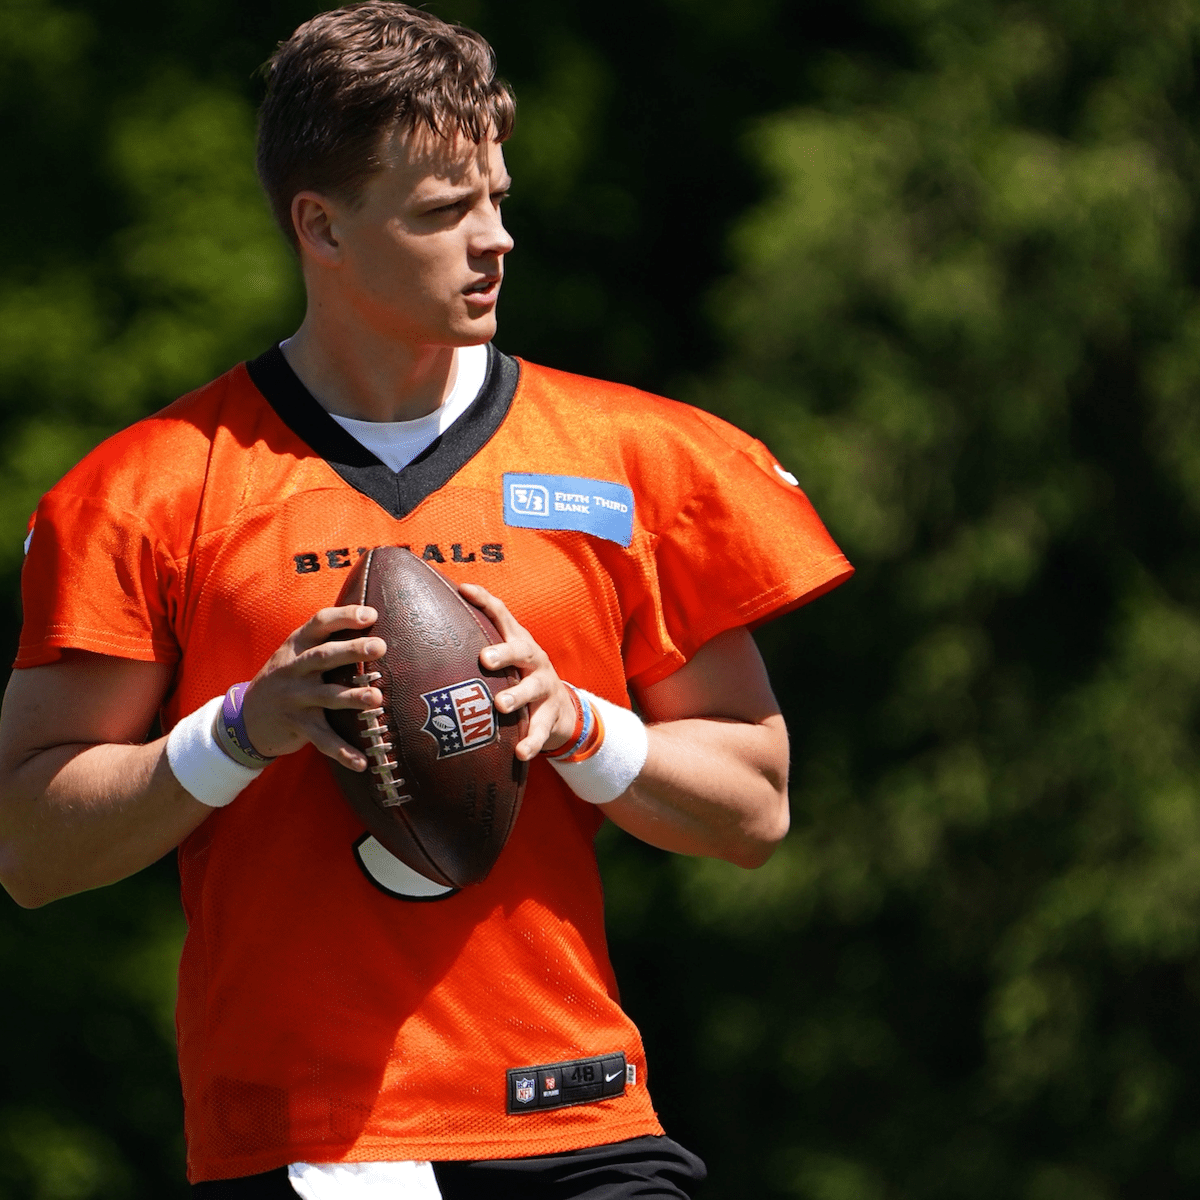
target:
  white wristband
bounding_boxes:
[548,690,649,805]
[166,695,264,808]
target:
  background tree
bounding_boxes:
[3,0,1200,1197]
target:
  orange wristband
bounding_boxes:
[557,705,605,763]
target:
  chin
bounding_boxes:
[451,316,499,346]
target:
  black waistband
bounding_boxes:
[190,1134,707,1199]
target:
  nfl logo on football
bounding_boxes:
[420,678,498,758]
[515,1077,536,1105]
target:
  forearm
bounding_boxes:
[0,610,387,910]
[0,738,210,908]
[603,713,790,868]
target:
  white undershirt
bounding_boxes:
[325,343,488,471]
[288,1161,441,1199]
[285,342,487,1200]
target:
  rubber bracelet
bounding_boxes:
[557,703,604,763]
[547,690,648,805]
[542,685,592,760]
[166,696,265,808]
[214,682,276,768]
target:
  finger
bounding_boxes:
[316,682,383,711]
[515,736,544,761]
[253,677,382,714]
[459,583,526,641]
[457,581,494,605]
[308,715,371,771]
[494,674,549,714]
[295,605,379,650]
[515,708,558,760]
[481,638,541,675]
[520,682,581,758]
[297,636,388,674]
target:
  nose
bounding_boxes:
[470,200,514,261]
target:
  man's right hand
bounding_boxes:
[241,604,388,771]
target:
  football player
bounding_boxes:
[0,4,852,1197]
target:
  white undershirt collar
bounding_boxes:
[325,343,489,473]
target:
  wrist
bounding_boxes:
[541,684,591,760]
[215,682,277,768]
[546,689,648,805]
[166,696,265,808]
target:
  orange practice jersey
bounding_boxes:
[17,347,853,1181]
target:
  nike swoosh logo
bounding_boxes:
[605,1071,622,1082]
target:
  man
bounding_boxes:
[0,3,852,1196]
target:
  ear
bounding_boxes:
[292,191,343,265]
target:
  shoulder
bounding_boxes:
[513,355,758,458]
[511,358,788,508]
[37,362,264,541]
[56,364,256,489]
[515,358,743,442]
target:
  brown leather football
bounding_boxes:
[323,546,528,889]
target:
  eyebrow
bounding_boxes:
[420,177,512,207]
[422,175,511,200]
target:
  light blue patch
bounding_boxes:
[503,473,635,546]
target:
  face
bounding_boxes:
[300,128,514,349]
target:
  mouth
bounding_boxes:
[463,276,501,300]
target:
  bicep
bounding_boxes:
[633,626,782,726]
[0,651,174,769]
[610,627,789,864]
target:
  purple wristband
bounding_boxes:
[213,682,275,769]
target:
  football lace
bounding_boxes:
[353,668,412,806]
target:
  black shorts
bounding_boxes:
[191,1135,707,1199]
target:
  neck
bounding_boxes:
[281,310,463,423]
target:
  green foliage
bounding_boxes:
[626,0,1200,1194]
[0,860,185,1198]
[0,9,300,584]
[0,1111,129,1200]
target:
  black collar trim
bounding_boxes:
[245,342,520,519]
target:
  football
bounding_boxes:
[323,546,528,889]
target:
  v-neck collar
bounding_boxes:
[245,342,521,519]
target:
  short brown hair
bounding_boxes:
[257,2,515,247]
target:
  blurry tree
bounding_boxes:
[4,0,1200,1197]
[607,0,1200,1197]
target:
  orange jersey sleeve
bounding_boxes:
[636,405,851,683]
[14,408,215,668]
[503,362,853,688]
